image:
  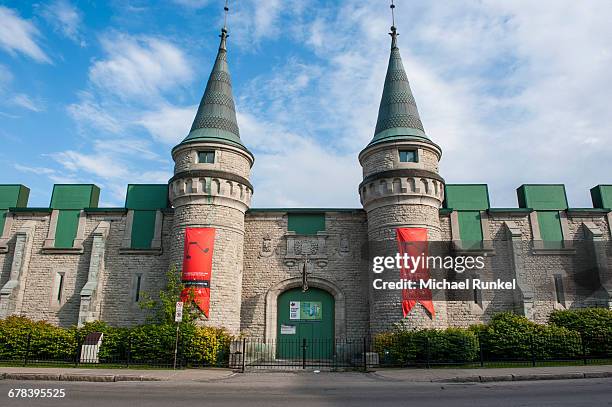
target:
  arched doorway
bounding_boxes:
[276,287,335,359]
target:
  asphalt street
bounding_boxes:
[0,372,610,407]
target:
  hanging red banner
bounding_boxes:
[396,228,435,317]
[180,227,215,318]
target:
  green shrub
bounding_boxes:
[549,308,612,337]
[475,312,582,360]
[128,323,178,364]
[373,328,478,365]
[475,312,536,360]
[0,316,77,362]
[183,326,233,366]
[549,308,612,356]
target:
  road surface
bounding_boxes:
[1,372,610,407]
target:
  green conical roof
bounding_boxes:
[175,29,251,155]
[366,27,430,148]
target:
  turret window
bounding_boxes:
[399,149,417,163]
[198,151,215,164]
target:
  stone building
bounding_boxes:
[1,22,611,341]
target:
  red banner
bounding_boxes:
[180,227,215,318]
[396,228,435,317]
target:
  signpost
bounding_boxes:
[173,301,183,370]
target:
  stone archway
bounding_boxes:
[265,277,346,341]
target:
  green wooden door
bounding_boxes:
[277,288,334,359]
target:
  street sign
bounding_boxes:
[175,301,184,322]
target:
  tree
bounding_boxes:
[139,265,203,325]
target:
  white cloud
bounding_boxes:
[12,93,45,112]
[0,6,50,63]
[136,104,196,145]
[41,139,173,205]
[14,163,56,175]
[89,34,193,100]
[51,150,128,179]
[67,96,124,134]
[40,0,85,46]
[238,112,361,207]
[234,0,612,208]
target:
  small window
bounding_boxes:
[554,274,566,307]
[56,273,64,303]
[134,275,142,303]
[399,150,417,163]
[198,151,215,164]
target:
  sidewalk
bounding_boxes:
[0,367,235,382]
[1,365,611,384]
[370,365,612,383]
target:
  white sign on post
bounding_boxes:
[175,301,184,322]
[289,301,300,320]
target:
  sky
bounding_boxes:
[0,0,611,209]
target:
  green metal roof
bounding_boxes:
[174,29,251,155]
[366,27,431,149]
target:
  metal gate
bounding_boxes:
[229,338,375,371]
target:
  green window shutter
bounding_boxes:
[0,210,6,234]
[55,210,80,248]
[131,210,157,249]
[537,211,563,249]
[457,211,483,249]
[287,213,325,235]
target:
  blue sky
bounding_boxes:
[1,1,611,209]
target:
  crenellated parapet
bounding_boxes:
[359,169,444,211]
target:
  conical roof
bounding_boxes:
[174,29,251,155]
[366,27,430,148]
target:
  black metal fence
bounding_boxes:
[1,331,610,371]
[0,330,231,369]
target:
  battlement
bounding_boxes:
[0,184,169,254]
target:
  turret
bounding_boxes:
[359,21,446,333]
[169,21,253,335]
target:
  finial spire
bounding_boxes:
[220,0,229,50]
[389,0,398,49]
[223,0,229,31]
[365,0,431,149]
[175,0,251,156]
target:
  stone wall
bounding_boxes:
[241,210,370,339]
[0,211,172,327]
[0,206,609,335]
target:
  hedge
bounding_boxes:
[549,308,612,357]
[374,310,608,365]
[373,328,478,365]
[0,317,233,366]
[0,316,77,362]
[469,313,581,361]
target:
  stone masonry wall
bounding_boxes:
[1,206,610,334]
[0,211,172,327]
[241,210,370,339]
[169,204,245,335]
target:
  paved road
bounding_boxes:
[1,372,610,407]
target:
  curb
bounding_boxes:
[434,371,612,383]
[1,372,163,382]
